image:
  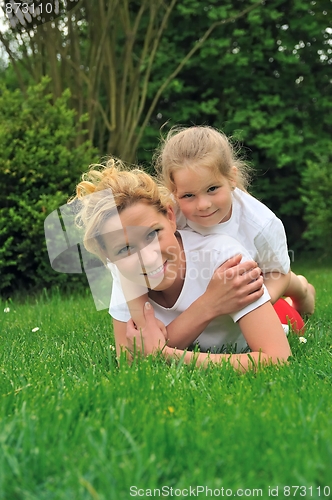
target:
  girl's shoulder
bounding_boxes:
[234,188,278,225]
[178,228,249,263]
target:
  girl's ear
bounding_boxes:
[166,204,177,231]
[230,166,238,189]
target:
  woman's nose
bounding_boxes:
[139,239,162,269]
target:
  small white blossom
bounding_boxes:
[282,324,289,335]
[4,307,10,313]
[299,336,307,343]
[31,327,40,332]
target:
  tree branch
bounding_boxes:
[133,1,263,152]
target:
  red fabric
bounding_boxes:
[273,298,305,334]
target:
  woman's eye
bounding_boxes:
[117,245,133,256]
[146,229,160,241]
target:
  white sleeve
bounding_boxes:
[108,263,131,322]
[231,284,271,323]
[210,237,272,324]
[254,217,290,274]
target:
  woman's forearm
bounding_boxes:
[163,346,274,373]
[165,294,217,348]
[125,301,291,371]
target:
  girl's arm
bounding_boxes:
[116,255,264,350]
[126,302,291,372]
[263,270,291,304]
[165,255,264,349]
[253,216,291,304]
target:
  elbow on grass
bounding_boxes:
[263,349,292,367]
[249,347,291,369]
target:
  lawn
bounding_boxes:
[0,260,331,500]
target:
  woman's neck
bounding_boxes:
[149,232,186,308]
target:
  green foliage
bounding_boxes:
[0,0,331,269]
[138,0,331,250]
[301,147,332,254]
[0,78,98,295]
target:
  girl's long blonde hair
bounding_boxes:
[154,125,252,193]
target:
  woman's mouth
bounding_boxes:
[142,261,167,279]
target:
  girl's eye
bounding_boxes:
[182,193,193,199]
[208,186,219,193]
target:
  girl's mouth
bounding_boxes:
[199,209,218,218]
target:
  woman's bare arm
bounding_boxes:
[126,302,291,372]
[113,319,128,358]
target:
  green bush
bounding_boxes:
[301,146,332,255]
[0,77,98,295]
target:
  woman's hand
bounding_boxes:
[126,302,167,355]
[204,254,264,318]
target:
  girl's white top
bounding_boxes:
[177,188,290,275]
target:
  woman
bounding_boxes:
[75,158,292,371]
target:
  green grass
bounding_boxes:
[0,262,332,500]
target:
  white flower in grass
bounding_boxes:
[4,307,10,313]
[31,327,40,332]
[299,336,307,343]
[282,324,289,335]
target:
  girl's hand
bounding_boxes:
[126,302,167,355]
[162,254,265,351]
[205,254,264,317]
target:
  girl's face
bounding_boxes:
[101,202,182,291]
[173,166,237,227]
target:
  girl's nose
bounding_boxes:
[197,196,211,211]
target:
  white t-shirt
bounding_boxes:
[177,188,290,275]
[109,229,271,353]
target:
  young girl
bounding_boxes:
[154,126,315,319]
[75,159,291,370]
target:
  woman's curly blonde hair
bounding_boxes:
[73,157,174,263]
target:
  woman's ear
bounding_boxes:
[95,241,109,265]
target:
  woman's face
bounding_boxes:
[101,202,181,291]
